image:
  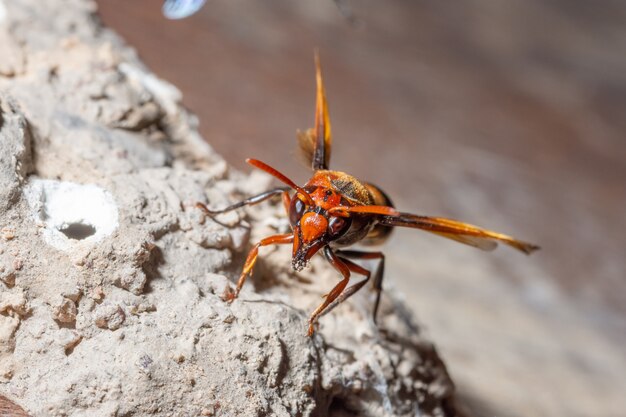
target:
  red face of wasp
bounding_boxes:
[288,190,352,271]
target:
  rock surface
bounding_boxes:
[0,1,462,416]
[96,1,626,416]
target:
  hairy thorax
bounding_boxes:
[304,170,394,247]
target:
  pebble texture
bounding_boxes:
[0,1,462,416]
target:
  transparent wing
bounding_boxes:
[297,128,316,169]
[162,0,206,20]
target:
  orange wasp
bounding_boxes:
[197,54,539,336]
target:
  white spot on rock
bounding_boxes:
[24,178,119,251]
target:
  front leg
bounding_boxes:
[307,246,351,336]
[335,250,385,323]
[318,256,371,319]
[225,233,294,302]
[313,250,385,332]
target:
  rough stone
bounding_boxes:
[0,1,462,416]
[94,303,126,331]
[52,297,78,324]
[0,97,32,212]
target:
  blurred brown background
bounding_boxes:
[97,1,625,416]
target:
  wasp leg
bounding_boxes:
[318,256,371,320]
[307,246,351,336]
[225,233,294,302]
[196,186,290,215]
[335,250,385,323]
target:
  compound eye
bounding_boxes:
[289,197,306,226]
[328,216,351,237]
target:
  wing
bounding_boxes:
[162,0,206,19]
[299,51,332,171]
[296,128,316,169]
[379,212,539,254]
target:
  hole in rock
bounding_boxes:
[58,223,97,240]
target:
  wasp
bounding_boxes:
[197,53,539,336]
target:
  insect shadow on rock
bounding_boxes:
[197,52,540,336]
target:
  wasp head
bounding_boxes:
[288,192,352,271]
